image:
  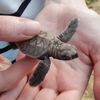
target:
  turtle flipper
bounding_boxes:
[29,57,51,86]
[58,19,78,42]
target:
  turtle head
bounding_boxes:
[57,43,78,60]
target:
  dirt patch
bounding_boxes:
[82,74,94,100]
[87,0,100,14]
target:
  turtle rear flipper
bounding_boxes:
[29,56,51,86]
[58,19,78,42]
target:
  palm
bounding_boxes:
[33,3,93,99]
[1,1,100,99]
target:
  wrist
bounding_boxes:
[76,9,100,28]
[76,9,100,42]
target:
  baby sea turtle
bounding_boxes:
[16,19,78,86]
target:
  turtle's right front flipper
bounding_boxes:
[29,56,51,86]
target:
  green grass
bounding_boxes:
[85,0,98,5]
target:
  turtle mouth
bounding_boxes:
[62,53,78,60]
[72,53,78,59]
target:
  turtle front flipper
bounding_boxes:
[58,19,78,42]
[29,56,51,86]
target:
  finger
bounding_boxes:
[16,51,25,61]
[18,84,39,100]
[34,88,57,100]
[0,16,41,42]
[0,57,38,92]
[56,90,82,100]
[0,76,27,100]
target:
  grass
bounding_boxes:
[85,0,98,5]
[87,0,100,14]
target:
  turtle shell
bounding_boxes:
[16,31,53,58]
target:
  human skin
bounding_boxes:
[0,0,100,100]
[0,16,40,92]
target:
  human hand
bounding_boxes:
[0,16,41,96]
[1,0,100,99]
[9,0,100,100]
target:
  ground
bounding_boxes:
[82,73,94,100]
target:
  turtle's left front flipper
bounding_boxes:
[29,56,51,86]
[58,19,78,42]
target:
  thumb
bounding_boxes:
[0,16,41,42]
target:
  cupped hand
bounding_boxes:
[1,0,100,100]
